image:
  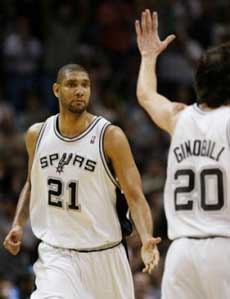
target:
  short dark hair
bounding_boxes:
[57,64,89,83]
[195,42,230,108]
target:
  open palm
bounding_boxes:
[141,237,161,274]
[135,10,175,57]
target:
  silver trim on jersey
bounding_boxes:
[35,121,48,154]
[53,114,102,142]
[99,123,120,188]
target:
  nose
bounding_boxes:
[75,87,84,97]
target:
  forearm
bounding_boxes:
[12,181,31,228]
[137,55,158,100]
[129,197,153,244]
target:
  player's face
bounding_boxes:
[57,71,91,114]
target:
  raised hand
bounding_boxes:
[3,225,23,255]
[141,237,161,274]
[135,9,176,57]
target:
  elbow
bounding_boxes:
[136,89,149,106]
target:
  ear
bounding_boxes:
[53,83,60,98]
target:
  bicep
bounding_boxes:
[25,123,43,180]
[104,127,144,202]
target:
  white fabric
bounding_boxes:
[31,242,134,299]
[164,104,230,239]
[30,115,122,250]
[162,237,230,299]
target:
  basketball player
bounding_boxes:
[3,64,161,299]
[135,9,230,299]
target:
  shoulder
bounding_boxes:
[25,122,44,152]
[104,125,130,159]
[104,125,127,145]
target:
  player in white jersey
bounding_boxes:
[3,63,161,299]
[135,9,230,299]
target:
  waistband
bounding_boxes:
[175,236,230,240]
[43,240,122,253]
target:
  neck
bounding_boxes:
[58,111,95,138]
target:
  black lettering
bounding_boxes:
[201,140,207,156]
[209,142,216,160]
[60,153,73,165]
[73,155,85,167]
[185,141,192,158]
[85,159,97,172]
[207,140,212,156]
[180,144,186,160]
[49,153,59,165]
[173,147,183,163]
[193,140,201,156]
[40,156,48,168]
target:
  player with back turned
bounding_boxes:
[3,64,161,299]
[136,9,230,299]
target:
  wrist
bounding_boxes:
[141,53,159,61]
[12,222,23,230]
[141,234,153,244]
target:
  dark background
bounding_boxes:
[0,0,229,298]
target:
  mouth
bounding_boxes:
[71,99,85,104]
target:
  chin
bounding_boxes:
[68,106,86,114]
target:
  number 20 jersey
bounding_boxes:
[30,115,122,250]
[164,104,230,240]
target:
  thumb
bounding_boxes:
[163,34,176,48]
[144,237,161,249]
[151,237,161,246]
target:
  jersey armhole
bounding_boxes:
[34,121,48,154]
[99,123,120,188]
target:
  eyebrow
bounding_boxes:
[64,78,90,84]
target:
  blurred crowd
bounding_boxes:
[0,0,229,298]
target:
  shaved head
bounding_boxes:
[57,64,89,83]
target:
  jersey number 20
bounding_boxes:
[174,168,224,211]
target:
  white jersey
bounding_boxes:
[30,115,122,250]
[164,104,230,240]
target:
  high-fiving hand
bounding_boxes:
[135,9,176,57]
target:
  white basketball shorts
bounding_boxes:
[162,237,230,299]
[31,242,134,299]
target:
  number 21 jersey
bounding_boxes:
[30,115,122,249]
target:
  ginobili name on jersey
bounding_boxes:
[173,139,225,163]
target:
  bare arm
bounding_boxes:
[3,122,43,255]
[136,10,186,135]
[104,125,161,273]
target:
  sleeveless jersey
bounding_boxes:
[164,104,230,240]
[30,115,123,250]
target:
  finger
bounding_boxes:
[145,237,161,248]
[142,265,149,273]
[145,9,152,33]
[135,20,142,36]
[153,237,162,245]
[4,243,21,255]
[4,240,21,252]
[147,262,153,273]
[141,11,147,34]
[152,11,158,31]
[148,263,155,274]
[163,34,176,48]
